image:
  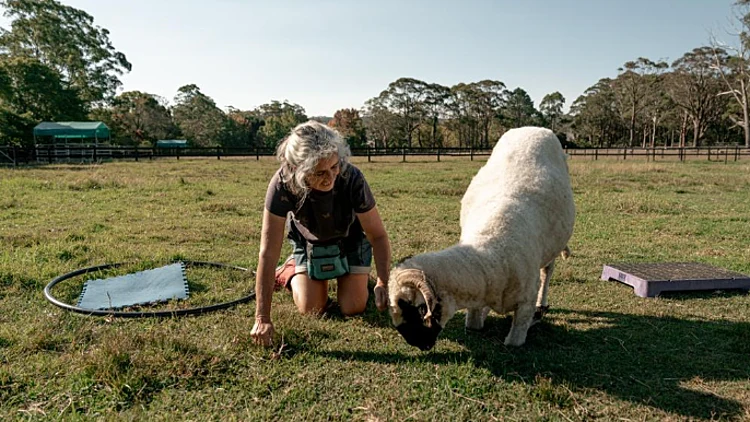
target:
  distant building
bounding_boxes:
[33,121,111,162]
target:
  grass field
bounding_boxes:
[1,157,749,421]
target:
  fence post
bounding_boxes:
[92,145,97,162]
[367,146,371,163]
[12,145,17,168]
[470,147,474,161]
[48,145,53,164]
[176,148,180,160]
[623,148,626,160]
[134,145,139,162]
[707,148,711,161]
[217,146,221,160]
[402,147,406,163]
[595,149,598,161]
[437,147,441,162]
[255,146,259,161]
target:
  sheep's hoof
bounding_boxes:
[531,305,549,326]
[503,334,526,347]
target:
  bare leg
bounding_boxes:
[336,273,369,316]
[290,273,329,315]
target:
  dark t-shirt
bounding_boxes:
[265,164,376,244]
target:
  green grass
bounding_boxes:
[1,157,749,421]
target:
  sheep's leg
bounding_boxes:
[465,307,490,331]
[533,259,555,325]
[533,247,570,324]
[504,302,536,346]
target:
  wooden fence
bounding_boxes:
[1,145,749,166]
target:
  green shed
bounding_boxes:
[33,121,111,143]
[156,140,188,148]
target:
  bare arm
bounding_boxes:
[357,206,391,310]
[256,209,286,318]
[251,209,286,345]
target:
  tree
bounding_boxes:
[422,83,451,147]
[539,92,565,132]
[107,91,176,145]
[569,78,622,147]
[666,47,726,147]
[710,0,750,147]
[642,85,675,147]
[611,58,668,147]
[0,0,131,106]
[503,87,538,129]
[373,77,429,147]
[448,83,481,148]
[0,55,85,145]
[328,108,367,148]
[252,100,307,147]
[448,80,507,148]
[471,80,508,147]
[172,84,227,147]
[225,107,264,148]
[362,97,401,149]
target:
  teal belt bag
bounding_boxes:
[307,243,349,281]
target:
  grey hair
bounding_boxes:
[276,120,351,200]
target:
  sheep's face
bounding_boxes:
[391,298,443,351]
[388,267,444,351]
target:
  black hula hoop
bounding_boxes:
[44,260,256,318]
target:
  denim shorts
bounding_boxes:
[287,224,372,279]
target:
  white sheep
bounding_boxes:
[388,126,575,350]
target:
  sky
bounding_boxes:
[3,0,740,116]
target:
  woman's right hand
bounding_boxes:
[251,316,274,346]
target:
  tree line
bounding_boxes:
[1,0,749,150]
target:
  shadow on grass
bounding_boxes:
[658,289,748,300]
[324,309,750,420]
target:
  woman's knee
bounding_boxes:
[339,297,367,316]
[296,299,328,315]
[291,274,328,315]
[337,274,369,316]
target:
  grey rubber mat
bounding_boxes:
[601,262,750,297]
[77,262,189,309]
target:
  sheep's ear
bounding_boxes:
[394,255,413,266]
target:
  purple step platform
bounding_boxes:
[601,262,750,298]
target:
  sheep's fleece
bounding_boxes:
[388,126,575,350]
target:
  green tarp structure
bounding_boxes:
[33,121,110,142]
[156,140,188,148]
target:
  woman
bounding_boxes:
[251,121,391,346]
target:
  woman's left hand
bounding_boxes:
[374,280,388,311]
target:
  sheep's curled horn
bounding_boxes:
[400,269,436,326]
